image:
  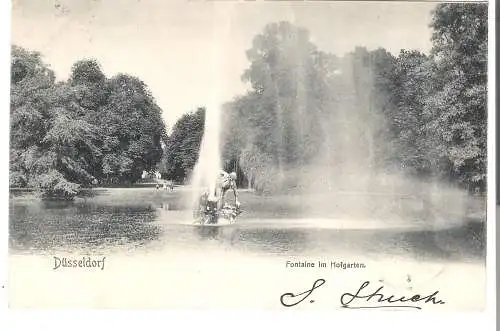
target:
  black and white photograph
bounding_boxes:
[8,0,489,311]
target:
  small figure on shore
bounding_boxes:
[162,181,174,191]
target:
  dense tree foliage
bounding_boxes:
[220,4,487,194]
[10,48,166,199]
[425,3,487,187]
[158,108,205,182]
[11,3,487,198]
[220,22,338,193]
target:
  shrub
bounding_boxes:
[9,171,27,188]
[33,170,80,200]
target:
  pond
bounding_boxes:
[8,186,487,310]
[9,187,486,263]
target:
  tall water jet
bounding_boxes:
[190,104,222,203]
[188,3,232,210]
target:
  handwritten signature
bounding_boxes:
[280,279,445,309]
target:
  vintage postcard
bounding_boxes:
[7,0,491,313]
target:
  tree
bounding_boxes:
[10,46,167,198]
[97,74,165,183]
[241,22,331,166]
[160,108,205,182]
[384,50,435,175]
[222,22,336,193]
[425,3,487,188]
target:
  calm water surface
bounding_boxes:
[9,188,486,263]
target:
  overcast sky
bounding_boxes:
[11,0,437,128]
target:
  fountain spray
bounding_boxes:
[189,3,232,209]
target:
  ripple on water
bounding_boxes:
[9,192,486,264]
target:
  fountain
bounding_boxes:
[187,3,231,212]
[189,103,222,208]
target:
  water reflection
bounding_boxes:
[180,223,485,262]
[195,226,223,240]
[9,190,486,264]
[9,200,163,253]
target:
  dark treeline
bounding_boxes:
[12,3,487,199]
[10,47,166,199]
[162,4,487,194]
[216,3,487,194]
[158,107,205,182]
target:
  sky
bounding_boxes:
[11,0,437,129]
